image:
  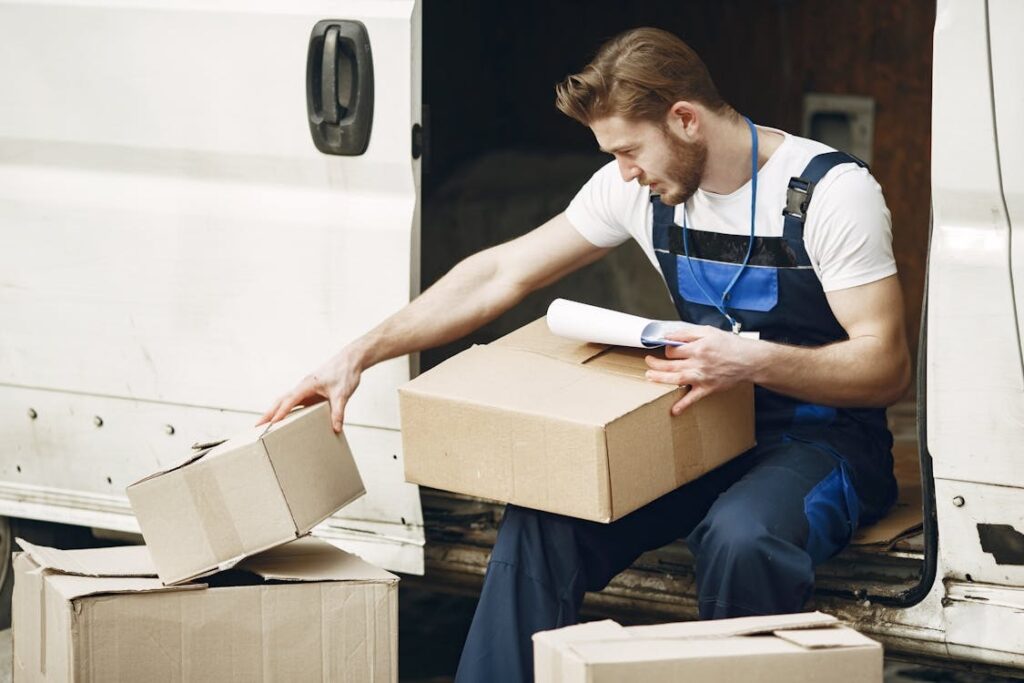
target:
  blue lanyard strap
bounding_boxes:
[681,116,759,333]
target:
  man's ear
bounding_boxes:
[667,101,701,142]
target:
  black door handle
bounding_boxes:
[307,20,374,155]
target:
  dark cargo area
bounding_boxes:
[421,0,933,372]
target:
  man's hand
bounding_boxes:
[256,348,364,433]
[644,325,758,415]
[643,276,911,414]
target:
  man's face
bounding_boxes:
[591,115,707,206]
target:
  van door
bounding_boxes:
[929,0,1024,664]
[0,1,424,573]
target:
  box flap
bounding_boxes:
[537,613,878,678]
[46,572,205,601]
[626,611,838,640]
[581,346,656,380]
[238,536,397,583]
[493,316,683,387]
[191,438,228,451]
[492,317,609,364]
[128,445,214,485]
[533,619,625,647]
[773,626,879,650]
[127,402,312,487]
[14,545,205,602]
[16,538,157,578]
[533,619,626,677]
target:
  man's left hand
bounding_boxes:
[644,325,758,415]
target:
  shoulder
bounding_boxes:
[813,163,886,219]
[792,144,894,292]
[585,159,648,199]
[571,158,652,223]
[566,160,649,248]
[773,133,883,205]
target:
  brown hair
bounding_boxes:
[555,27,731,125]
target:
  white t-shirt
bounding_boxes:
[565,128,896,293]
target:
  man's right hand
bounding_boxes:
[256,348,364,434]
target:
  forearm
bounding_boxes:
[347,246,525,371]
[747,335,911,407]
[259,213,604,428]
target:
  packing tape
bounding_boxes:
[668,388,702,486]
[182,467,246,576]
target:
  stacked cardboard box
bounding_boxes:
[12,403,396,682]
[13,537,397,682]
[533,611,883,682]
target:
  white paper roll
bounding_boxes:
[546,299,688,348]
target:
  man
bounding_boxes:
[259,27,909,683]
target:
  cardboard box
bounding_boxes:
[400,318,755,522]
[533,612,882,683]
[127,402,364,584]
[13,536,398,682]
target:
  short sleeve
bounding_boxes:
[803,166,898,292]
[565,161,634,248]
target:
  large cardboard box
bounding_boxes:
[400,318,755,522]
[13,536,398,682]
[127,402,364,584]
[533,612,882,683]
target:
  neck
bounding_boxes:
[700,113,782,195]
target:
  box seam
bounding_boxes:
[259,436,302,535]
[601,428,614,522]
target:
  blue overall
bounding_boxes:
[454,151,898,683]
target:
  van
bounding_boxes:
[0,0,1021,675]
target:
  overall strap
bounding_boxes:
[651,195,675,250]
[782,151,868,242]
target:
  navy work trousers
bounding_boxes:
[453,438,863,683]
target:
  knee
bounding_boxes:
[492,504,574,565]
[496,504,551,542]
[688,508,779,570]
[489,505,591,600]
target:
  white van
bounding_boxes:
[0,0,1021,675]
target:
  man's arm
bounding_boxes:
[258,212,610,431]
[644,274,912,414]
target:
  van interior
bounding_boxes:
[414,0,935,635]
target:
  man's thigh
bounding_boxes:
[688,438,861,570]
[557,446,762,592]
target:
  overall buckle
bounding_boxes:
[783,177,816,220]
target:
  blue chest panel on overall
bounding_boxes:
[651,151,896,521]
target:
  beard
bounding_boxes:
[650,130,707,206]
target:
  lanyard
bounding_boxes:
[681,116,759,334]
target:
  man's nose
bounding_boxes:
[617,157,641,183]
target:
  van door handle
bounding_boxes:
[320,26,341,125]
[307,20,374,155]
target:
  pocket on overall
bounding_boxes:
[675,256,778,312]
[802,463,861,565]
[785,435,862,566]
